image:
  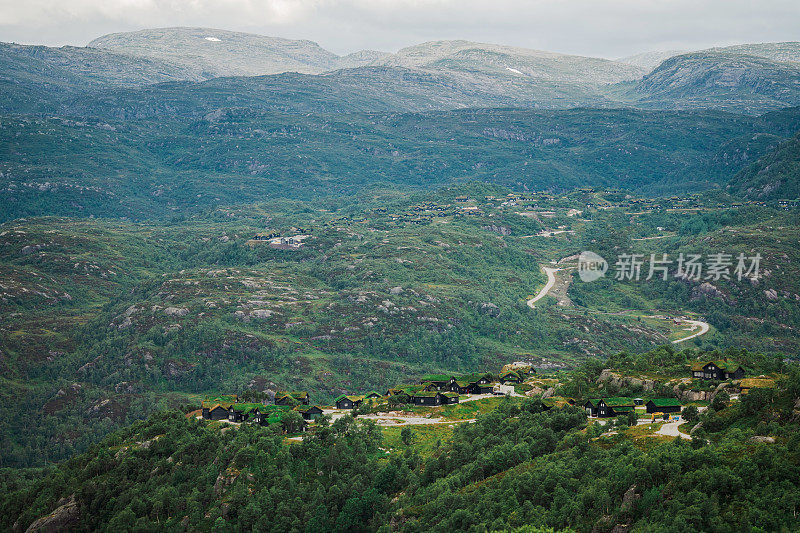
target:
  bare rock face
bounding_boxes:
[620,484,640,513]
[750,435,776,443]
[389,286,403,295]
[691,282,727,302]
[164,306,189,317]
[674,387,713,402]
[214,468,239,496]
[598,369,656,392]
[24,494,79,533]
[764,289,779,301]
[482,224,512,235]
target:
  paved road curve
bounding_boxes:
[527,267,561,307]
[672,319,710,344]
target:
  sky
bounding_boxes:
[1,0,799,59]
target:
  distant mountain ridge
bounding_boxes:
[87,28,645,84]
[88,27,345,77]
[2,29,800,116]
[631,51,800,113]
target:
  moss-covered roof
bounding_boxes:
[334,394,364,403]
[442,392,459,398]
[739,378,776,388]
[276,391,309,400]
[231,403,264,413]
[420,374,455,383]
[294,405,323,413]
[647,398,682,407]
[202,395,237,409]
[413,391,443,398]
[599,397,635,407]
[459,372,492,383]
[691,360,743,372]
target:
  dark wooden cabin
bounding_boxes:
[412,391,444,406]
[295,405,324,421]
[335,395,364,410]
[275,391,310,406]
[691,360,745,381]
[646,399,682,414]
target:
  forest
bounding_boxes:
[4,351,800,532]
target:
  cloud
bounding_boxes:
[0,0,798,58]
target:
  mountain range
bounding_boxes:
[3,29,800,116]
[1,28,799,221]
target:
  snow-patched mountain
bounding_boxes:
[374,40,646,84]
[89,27,343,77]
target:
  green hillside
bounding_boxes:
[2,108,799,222]
[728,132,800,200]
[5,360,800,531]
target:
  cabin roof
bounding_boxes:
[690,360,743,372]
[231,402,264,413]
[413,391,443,398]
[334,394,364,403]
[202,395,237,409]
[276,391,309,400]
[420,374,454,382]
[647,398,682,407]
[600,397,635,407]
[294,405,323,413]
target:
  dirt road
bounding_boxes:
[527,267,561,307]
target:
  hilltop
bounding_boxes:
[88,27,343,77]
[631,51,800,113]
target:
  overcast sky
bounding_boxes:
[1,0,798,58]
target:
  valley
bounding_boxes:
[0,22,799,533]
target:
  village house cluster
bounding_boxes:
[201,391,324,429]
[200,358,747,429]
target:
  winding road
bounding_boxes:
[526,261,710,342]
[527,267,561,307]
[672,319,710,344]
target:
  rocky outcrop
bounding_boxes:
[673,381,734,402]
[620,484,640,513]
[691,282,728,303]
[478,302,500,317]
[750,435,776,443]
[597,369,656,392]
[24,494,79,532]
[214,467,239,496]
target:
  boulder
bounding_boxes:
[24,494,79,533]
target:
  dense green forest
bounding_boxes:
[5,351,800,531]
[2,107,799,221]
